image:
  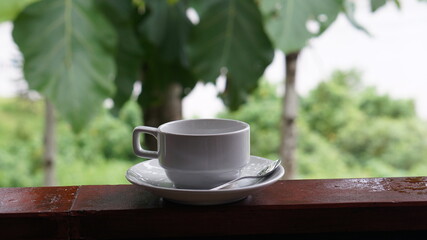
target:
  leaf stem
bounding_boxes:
[65,0,73,68]
[220,0,236,68]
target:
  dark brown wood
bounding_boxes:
[0,186,78,240]
[1,178,427,239]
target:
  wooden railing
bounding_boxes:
[1,177,427,239]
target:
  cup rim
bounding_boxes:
[158,118,249,136]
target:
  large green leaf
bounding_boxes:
[189,0,274,109]
[97,0,144,115]
[261,0,341,54]
[137,0,197,108]
[139,0,191,65]
[0,0,38,22]
[13,0,117,132]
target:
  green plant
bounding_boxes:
[220,70,427,179]
[0,97,138,187]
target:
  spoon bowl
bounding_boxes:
[210,159,282,190]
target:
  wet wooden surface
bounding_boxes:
[1,177,427,239]
[0,186,78,240]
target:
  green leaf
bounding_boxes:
[97,0,143,115]
[189,0,274,109]
[393,0,401,9]
[261,0,341,54]
[13,0,117,132]
[370,0,401,12]
[139,0,191,64]
[0,0,38,23]
[342,0,372,36]
[188,0,211,16]
[370,0,387,12]
[137,0,197,108]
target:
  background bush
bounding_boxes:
[0,98,142,186]
[221,70,427,179]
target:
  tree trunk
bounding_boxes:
[43,99,56,186]
[280,51,300,179]
[143,82,183,150]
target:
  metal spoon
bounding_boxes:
[210,159,282,190]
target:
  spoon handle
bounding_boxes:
[210,159,281,190]
[209,176,256,190]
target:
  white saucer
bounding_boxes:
[125,155,285,205]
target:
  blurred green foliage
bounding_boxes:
[0,98,142,187]
[1,69,426,186]
[221,70,427,179]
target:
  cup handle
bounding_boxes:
[132,126,159,159]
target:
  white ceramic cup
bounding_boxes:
[132,119,250,189]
